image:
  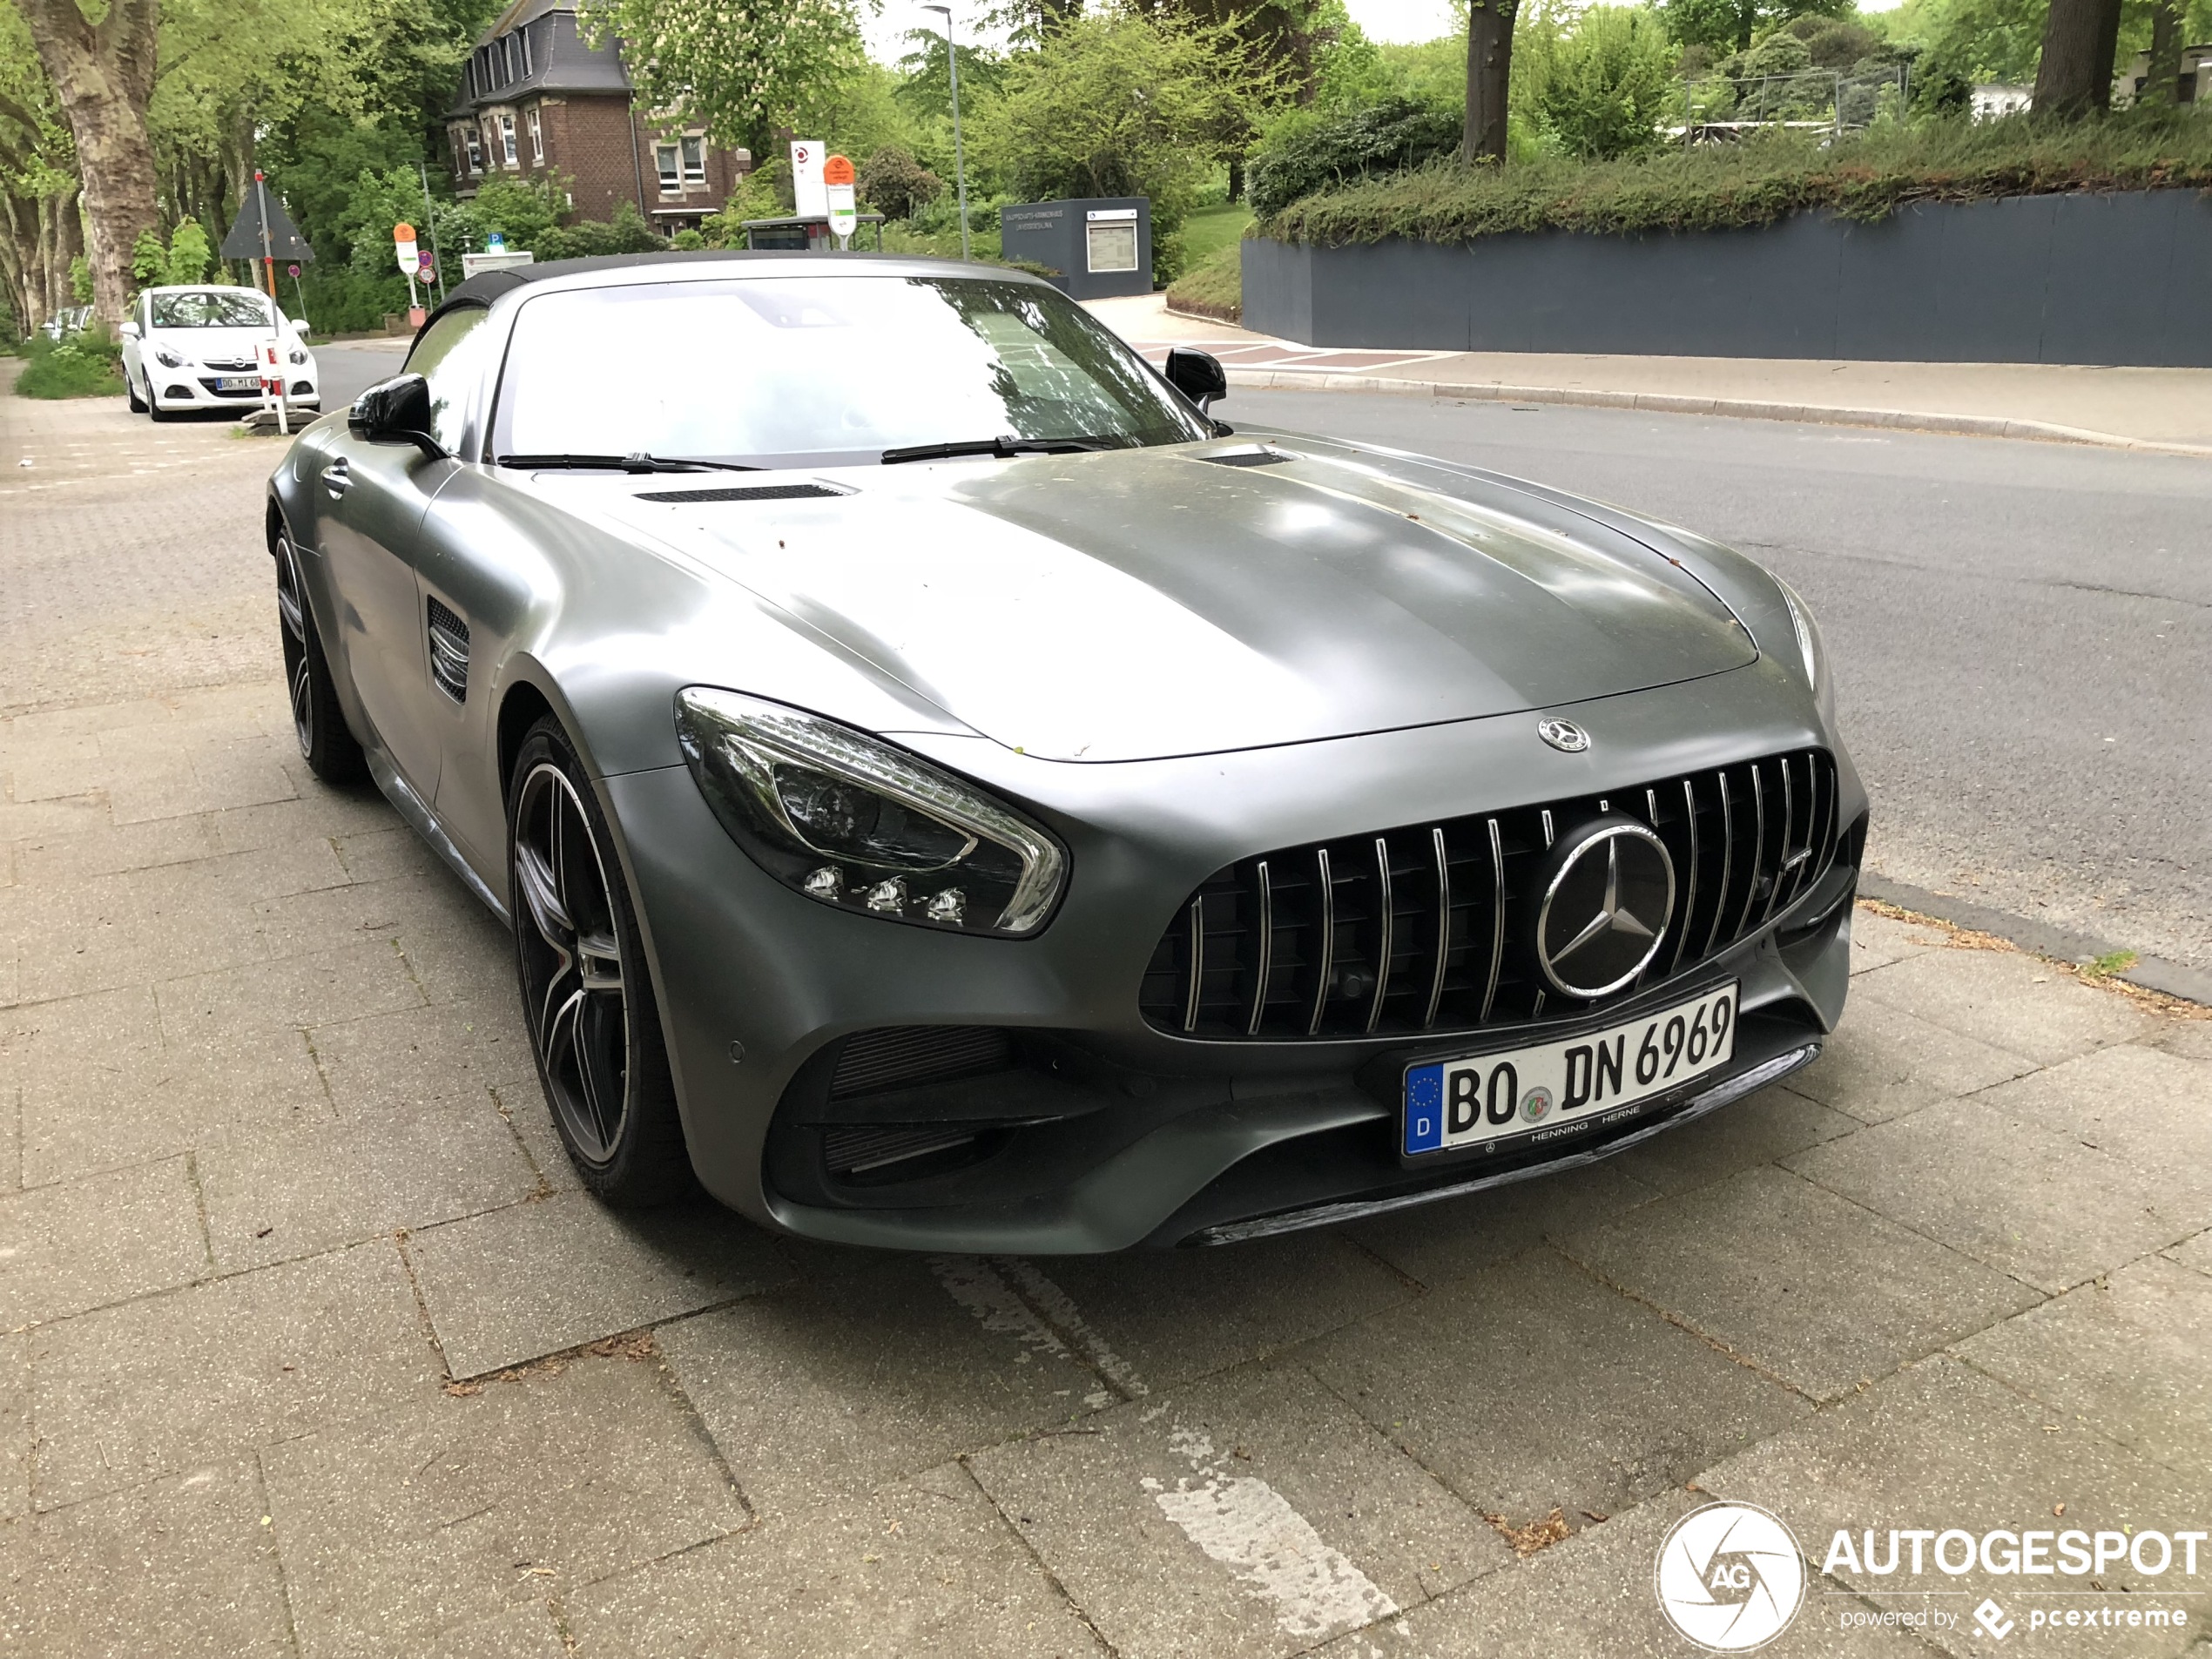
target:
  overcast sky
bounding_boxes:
[867,0,1905,63]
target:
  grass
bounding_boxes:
[1259,108,2212,246]
[12,330,125,399]
[1164,241,1243,321]
[2081,948,2140,981]
[1180,202,1253,264]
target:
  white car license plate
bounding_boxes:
[1403,982,1737,1158]
[216,374,259,392]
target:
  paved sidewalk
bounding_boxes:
[4,377,2212,1657]
[1088,293,2212,455]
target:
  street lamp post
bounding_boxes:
[922,3,971,261]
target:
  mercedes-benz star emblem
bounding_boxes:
[1537,717,1589,753]
[1536,822,1676,998]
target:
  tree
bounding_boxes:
[1462,0,1515,162]
[2033,0,2121,113]
[1660,0,1851,54]
[576,0,868,152]
[2136,0,2182,102]
[1532,6,1678,159]
[8,0,159,324]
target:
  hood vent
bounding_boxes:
[637,482,849,504]
[426,597,469,703]
[1197,447,1289,469]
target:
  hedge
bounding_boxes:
[1257,110,2212,247]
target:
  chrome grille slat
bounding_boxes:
[1146,748,1846,1041]
[1244,860,1274,1037]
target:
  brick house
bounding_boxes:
[443,0,750,234]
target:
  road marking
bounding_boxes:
[993,1257,1149,1399]
[1144,1425,1397,1640]
[926,1255,1070,1366]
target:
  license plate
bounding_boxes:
[216,375,259,392]
[1403,982,1737,1158]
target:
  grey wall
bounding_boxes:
[1001,198,1153,300]
[1242,189,2212,367]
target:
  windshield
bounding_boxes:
[491,274,1212,468]
[151,291,275,329]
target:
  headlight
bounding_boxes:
[289,347,308,365]
[154,347,184,368]
[675,687,1066,936]
[1775,577,1824,694]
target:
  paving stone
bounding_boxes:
[969,1359,1501,1659]
[0,1155,206,1325]
[29,1241,443,1506]
[1299,1247,1810,1525]
[999,1232,1413,1392]
[1791,994,2040,1124]
[659,1253,1111,1514]
[415,1602,570,1659]
[1967,1042,2212,1169]
[1607,1084,1859,1197]
[196,1093,540,1271]
[496,1078,583,1195]
[6,859,273,1004]
[214,787,397,853]
[158,937,426,1038]
[1345,1159,1657,1288]
[251,870,489,966]
[1310,1488,1923,1659]
[2168,1230,2212,1278]
[1952,1256,2212,1477]
[1786,1097,2212,1294]
[2143,1019,2212,1064]
[0,1335,24,1521]
[1561,1164,2040,1402]
[1851,948,2153,1067]
[0,1460,293,1659]
[8,813,221,885]
[307,996,534,1119]
[0,788,106,844]
[108,741,298,825]
[396,908,523,1008]
[563,1460,1106,1659]
[12,980,334,1185]
[1849,906,1956,974]
[1700,1356,2209,1656]
[407,1193,788,1379]
[333,824,444,885]
[265,1348,745,1659]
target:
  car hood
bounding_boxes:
[153,326,289,361]
[592,441,1757,764]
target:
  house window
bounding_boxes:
[680,136,705,185]
[502,37,516,84]
[521,28,532,76]
[527,106,543,164]
[500,113,518,167]
[656,144,681,194]
[464,126,483,174]
[482,119,498,169]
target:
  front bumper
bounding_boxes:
[609,658,1864,1251]
[154,373,319,409]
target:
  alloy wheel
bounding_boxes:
[274,534,314,756]
[514,761,632,1164]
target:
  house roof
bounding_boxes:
[444,0,630,120]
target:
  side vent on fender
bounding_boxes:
[426,597,470,703]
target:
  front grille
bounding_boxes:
[822,1123,981,1175]
[1140,748,1842,1041]
[636,483,848,503]
[828,1026,1014,1098]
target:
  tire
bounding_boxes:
[274,526,367,783]
[509,717,694,1205]
[125,372,146,415]
[148,388,174,422]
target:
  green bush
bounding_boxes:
[14,329,125,399]
[1532,7,1679,160]
[1244,96,1464,221]
[536,200,665,260]
[1163,239,1241,321]
[857,145,942,219]
[1260,107,2212,246]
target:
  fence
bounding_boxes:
[1676,65,1911,142]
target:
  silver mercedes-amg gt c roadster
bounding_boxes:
[266,252,1861,1251]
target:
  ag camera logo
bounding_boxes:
[1656,1502,1807,1651]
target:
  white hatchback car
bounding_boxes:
[119,286,320,421]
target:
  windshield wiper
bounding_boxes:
[879,435,1120,465]
[496,452,761,474]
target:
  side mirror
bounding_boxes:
[289,319,311,337]
[118,320,140,340]
[1164,347,1228,414]
[349,374,443,456]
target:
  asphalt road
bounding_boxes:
[1238,388,2212,973]
[314,341,408,408]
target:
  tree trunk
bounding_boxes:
[2139,0,2182,105]
[10,0,160,327]
[2032,0,2123,118]
[1462,0,1516,164]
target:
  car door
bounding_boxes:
[313,307,486,798]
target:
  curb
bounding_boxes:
[1857,873,2212,1007]
[1219,368,2212,460]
